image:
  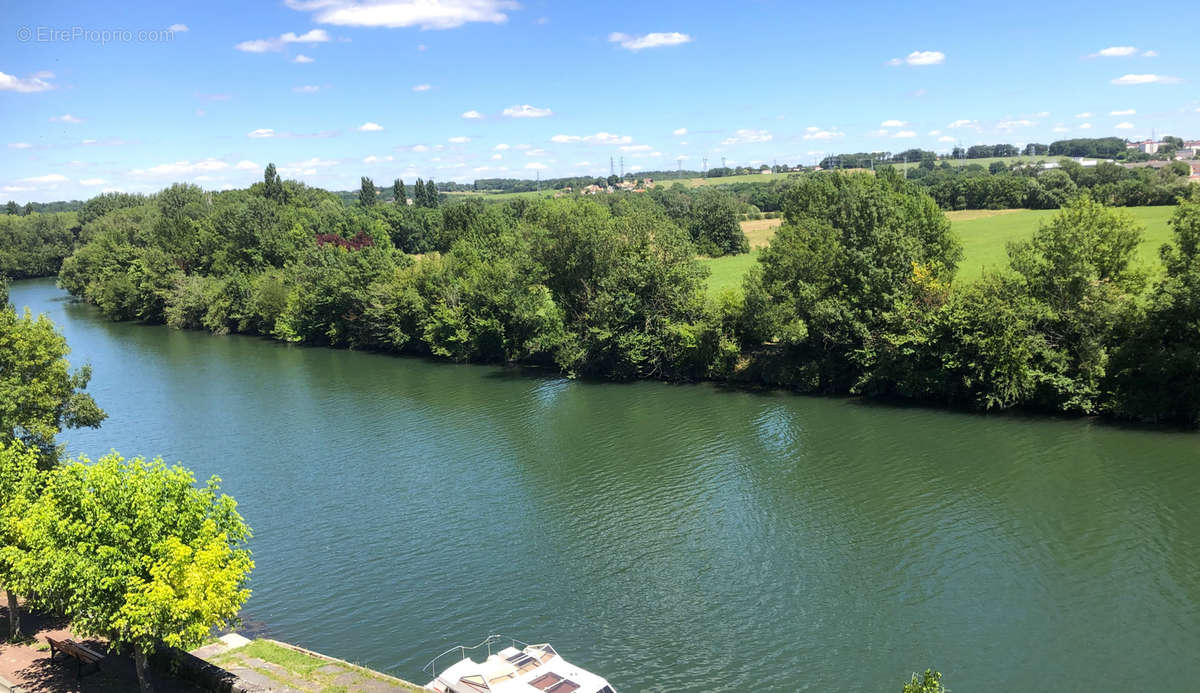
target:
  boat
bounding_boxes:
[423,635,617,693]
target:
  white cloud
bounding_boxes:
[867,129,888,137]
[168,23,189,32]
[276,157,339,176]
[997,119,1034,129]
[880,119,907,127]
[236,29,330,52]
[892,130,916,138]
[722,128,773,144]
[947,119,977,129]
[1142,50,1158,57]
[293,85,321,93]
[802,127,842,141]
[0,70,56,93]
[1079,122,1093,129]
[461,110,483,119]
[1052,125,1070,133]
[287,0,519,30]
[887,50,945,66]
[8,142,32,149]
[1075,112,1092,118]
[1110,108,1136,115]
[490,153,502,160]
[608,32,693,52]
[1114,122,1134,129]
[284,29,330,42]
[412,83,432,92]
[493,143,510,150]
[502,104,552,118]
[293,54,315,63]
[130,159,230,177]
[448,136,471,143]
[358,122,384,132]
[928,129,941,136]
[49,114,84,124]
[247,128,276,138]
[619,144,651,152]
[80,178,108,186]
[21,174,69,184]
[525,162,548,170]
[551,132,632,145]
[234,160,260,170]
[1111,73,1181,85]
[937,135,956,142]
[1035,111,1050,118]
[1092,46,1137,57]
[410,144,429,152]
[525,148,548,156]
[672,127,687,136]
[362,155,394,163]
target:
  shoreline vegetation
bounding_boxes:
[4,165,1200,427]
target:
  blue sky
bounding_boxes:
[2,0,1198,202]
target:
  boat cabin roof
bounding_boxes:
[430,644,615,693]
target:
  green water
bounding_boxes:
[9,278,1200,691]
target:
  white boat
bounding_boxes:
[423,635,617,693]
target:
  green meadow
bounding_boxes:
[703,205,1179,294]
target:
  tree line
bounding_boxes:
[0,281,252,692]
[33,165,1199,426]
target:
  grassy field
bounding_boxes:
[703,206,1178,294]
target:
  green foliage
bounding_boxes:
[688,187,749,256]
[359,176,377,207]
[902,669,946,693]
[0,212,78,279]
[47,170,1200,426]
[263,163,284,203]
[751,171,961,391]
[1109,192,1200,424]
[0,440,44,638]
[392,178,407,206]
[425,178,440,208]
[0,301,106,461]
[15,452,251,691]
[78,192,147,226]
[1007,196,1145,413]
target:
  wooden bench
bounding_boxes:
[46,636,104,681]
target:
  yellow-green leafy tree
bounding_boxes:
[0,440,43,640]
[18,453,253,693]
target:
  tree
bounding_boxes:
[0,293,106,462]
[688,187,748,256]
[21,203,32,216]
[746,171,961,392]
[4,201,17,216]
[414,179,426,208]
[425,179,439,208]
[1109,192,1200,423]
[1008,195,1145,413]
[392,178,407,206]
[358,177,377,207]
[902,669,947,693]
[263,164,283,202]
[19,453,253,693]
[0,440,42,640]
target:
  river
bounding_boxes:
[9,278,1200,691]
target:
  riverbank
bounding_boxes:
[197,636,425,691]
[1,593,424,692]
